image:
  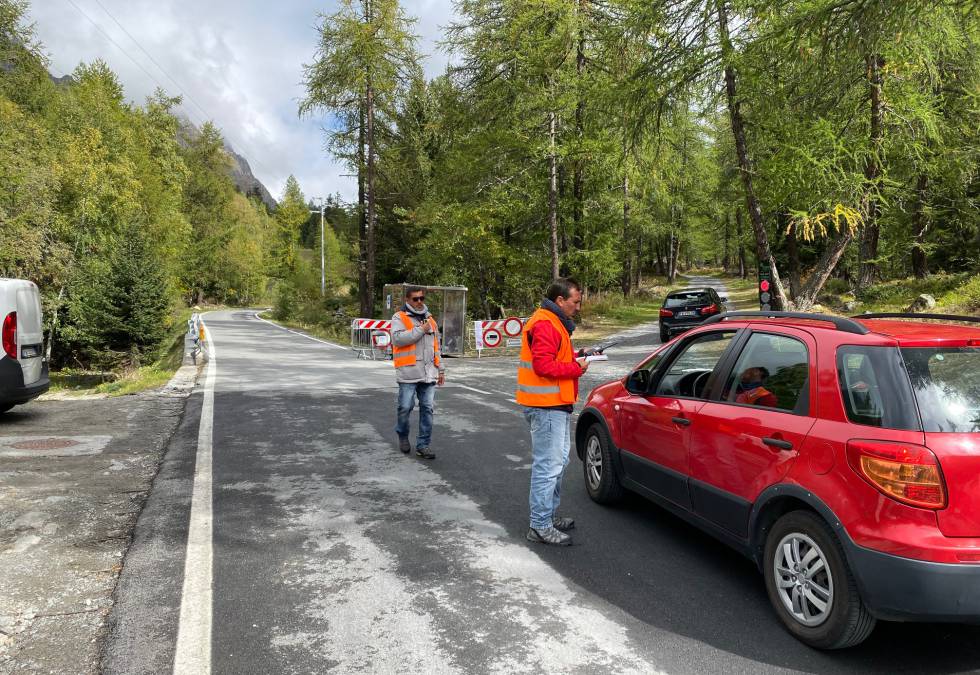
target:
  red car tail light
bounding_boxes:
[659,308,673,318]
[700,303,718,315]
[2,312,16,360]
[846,439,946,509]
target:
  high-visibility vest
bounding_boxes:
[736,386,774,405]
[515,308,576,407]
[392,311,441,369]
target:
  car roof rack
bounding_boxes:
[851,312,980,325]
[702,311,870,335]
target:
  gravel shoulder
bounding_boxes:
[0,345,200,674]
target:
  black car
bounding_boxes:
[658,287,726,342]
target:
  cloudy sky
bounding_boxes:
[26,0,457,204]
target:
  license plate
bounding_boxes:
[677,311,697,318]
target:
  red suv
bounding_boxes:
[576,311,980,649]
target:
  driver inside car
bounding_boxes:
[735,366,778,408]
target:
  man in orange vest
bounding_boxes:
[392,286,445,459]
[735,366,778,408]
[516,278,591,546]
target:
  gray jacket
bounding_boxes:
[391,306,445,384]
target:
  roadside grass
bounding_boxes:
[816,272,980,315]
[47,307,201,398]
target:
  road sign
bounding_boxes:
[482,328,502,348]
[503,317,523,337]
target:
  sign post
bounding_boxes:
[758,261,773,311]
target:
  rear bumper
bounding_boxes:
[846,540,980,623]
[0,357,49,405]
[661,320,705,335]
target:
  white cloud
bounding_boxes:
[26,0,457,204]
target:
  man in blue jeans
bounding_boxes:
[515,278,590,546]
[391,286,445,459]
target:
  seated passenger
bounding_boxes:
[735,366,778,408]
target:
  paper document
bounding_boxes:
[585,354,609,362]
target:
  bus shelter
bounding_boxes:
[383,283,468,356]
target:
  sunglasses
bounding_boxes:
[409,295,425,302]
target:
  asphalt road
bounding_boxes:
[104,288,980,674]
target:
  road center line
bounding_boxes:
[173,319,216,675]
[253,311,347,350]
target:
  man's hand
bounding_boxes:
[437,372,445,387]
[576,356,590,373]
[422,322,433,334]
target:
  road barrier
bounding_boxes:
[351,318,392,360]
[474,317,527,356]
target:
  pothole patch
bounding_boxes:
[0,435,112,457]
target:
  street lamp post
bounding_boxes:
[310,201,326,296]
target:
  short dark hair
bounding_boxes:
[546,277,581,302]
[405,285,424,298]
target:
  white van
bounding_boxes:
[0,278,49,413]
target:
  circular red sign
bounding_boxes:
[482,328,502,348]
[759,280,770,292]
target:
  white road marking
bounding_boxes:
[173,320,216,675]
[455,384,493,395]
[252,311,348,350]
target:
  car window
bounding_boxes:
[837,346,919,430]
[664,292,709,308]
[901,347,980,433]
[655,331,736,398]
[723,333,809,414]
[625,347,670,394]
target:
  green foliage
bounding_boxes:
[65,225,173,369]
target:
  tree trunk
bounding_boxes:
[668,229,680,284]
[736,207,747,279]
[717,0,787,310]
[366,71,377,317]
[911,172,929,278]
[793,228,854,310]
[858,53,884,290]
[548,110,560,280]
[633,233,642,289]
[621,167,631,296]
[723,212,731,272]
[572,0,586,252]
[357,98,369,317]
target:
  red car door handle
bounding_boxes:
[671,416,692,426]
[763,437,793,450]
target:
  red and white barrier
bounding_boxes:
[353,319,392,330]
[474,316,527,352]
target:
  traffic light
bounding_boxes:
[758,264,772,310]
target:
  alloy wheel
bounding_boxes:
[585,434,602,491]
[773,532,834,627]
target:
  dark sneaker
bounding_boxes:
[553,516,575,532]
[526,526,572,546]
[398,436,411,454]
[416,447,436,460]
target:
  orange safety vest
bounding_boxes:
[392,311,441,369]
[736,386,774,405]
[515,308,576,407]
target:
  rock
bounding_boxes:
[905,294,936,313]
[844,300,859,312]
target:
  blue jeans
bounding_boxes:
[523,406,571,530]
[396,382,436,449]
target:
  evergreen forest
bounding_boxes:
[1,0,978,374]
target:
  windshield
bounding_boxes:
[901,347,980,433]
[664,293,709,308]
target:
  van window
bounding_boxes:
[837,346,919,430]
[901,347,980,433]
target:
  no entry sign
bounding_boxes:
[474,317,527,352]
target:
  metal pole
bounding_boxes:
[320,205,326,296]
